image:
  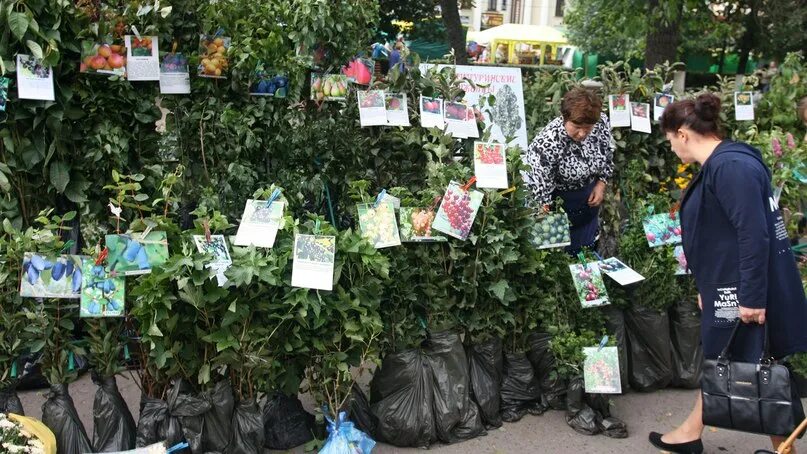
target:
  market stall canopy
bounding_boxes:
[467,24,569,65]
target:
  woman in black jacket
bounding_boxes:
[648,94,807,453]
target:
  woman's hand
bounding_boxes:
[739,306,766,324]
[588,180,606,207]
[698,294,702,310]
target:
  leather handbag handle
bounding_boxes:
[717,320,771,363]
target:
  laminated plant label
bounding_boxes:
[654,93,674,121]
[357,90,387,126]
[385,93,410,126]
[358,202,401,248]
[80,258,125,317]
[399,207,447,242]
[16,55,55,101]
[20,253,85,299]
[608,94,630,127]
[432,181,484,240]
[444,101,478,138]
[105,231,169,276]
[569,263,610,308]
[234,199,285,248]
[598,257,645,286]
[419,95,445,129]
[734,91,754,121]
[311,73,348,101]
[292,234,336,291]
[159,52,191,94]
[0,77,9,111]
[250,66,289,98]
[630,102,651,134]
[473,142,508,189]
[583,346,622,394]
[80,42,127,77]
[124,35,160,81]
[193,234,232,267]
[198,34,231,78]
[530,212,571,249]
[674,245,691,275]
[642,212,682,247]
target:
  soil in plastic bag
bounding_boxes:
[92,373,137,452]
[564,377,599,436]
[500,352,543,423]
[669,299,703,388]
[602,305,630,391]
[171,383,211,453]
[227,397,264,454]
[347,384,377,438]
[41,383,94,454]
[262,392,315,450]
[136,380,211,451]
[584,392,628,438]
[201,380,235,452]
[136,395,180,447]
[526,332,566,410]
[423,330,485,443]
[625,305,673,391]
[466,337,503,429]
[369,348,436,447]
[0,386,24,415]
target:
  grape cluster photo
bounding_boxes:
[530,213,571,249]
[432,183,484,240]
[357,203,401,248]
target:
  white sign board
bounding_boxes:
[420,64,528,150]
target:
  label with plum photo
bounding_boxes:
[569,262,610,308]
[159,53,191,94]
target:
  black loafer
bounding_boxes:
[648,432,704,453]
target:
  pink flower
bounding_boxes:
[786,132,796,149]
[772,137,783,157]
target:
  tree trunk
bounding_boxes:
[736,0,760,75]
[644,0,682,70]
[440,0,468,65]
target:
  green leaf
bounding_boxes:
[26,40,43,59]
[8,13,29,41]
[489,280,509,301]
[49,161,70,193]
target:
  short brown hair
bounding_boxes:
[561,87,602,125]
[659,93,724,139]
[798,96,807,124]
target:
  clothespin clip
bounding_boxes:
[123,344,131,361]
[498,186,516,196]
[669,202,680,220]
[313,219,321,235]
[203,219,212,243]
[167,442,190,453]
[428,195,442,212]
[266,188,282,208]
[593,251,604,262]
[171,41,178,54]
[212,27,224,38]
[373,189,387,208]
[460,176,477,192]
[10,359,17,378]
[95,247,109,266]
[140,222,155,240]
[131,25,142,41]
[68,351,75,371]
[59,240,75,254]
[577,252,587,266]
[598,335,609,352]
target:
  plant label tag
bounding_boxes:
[734,92,754,121]
[598,257,645,285]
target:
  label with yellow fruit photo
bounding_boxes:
[310,73,348,101]
[80,41,127,77]
[197,34,231,79]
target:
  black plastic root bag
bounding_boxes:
[172,384,211,453]
[347,384,378,438]
[92,373,136,452]
[625,305,673,391]
[669,299,703,388]
[202,380,235,452]
[565,377,599,436]
[226,398,264,454]
[500,352,543,423]
[136,395,180,447]
[584,393,628,438]
[526,332,566,410]
[466,337,503,429]
[136,380,211,451]
[0,386,24,415]
[370,348,436,448]
[41,383,94,454]
[262,392,315,450]
[423,331,486,443]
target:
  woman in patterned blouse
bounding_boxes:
[523,87,615,253]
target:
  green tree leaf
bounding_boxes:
[26,40,43,59]
[49,161,70,193]
[8,13,29,41]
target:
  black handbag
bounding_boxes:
[702,321,805,436]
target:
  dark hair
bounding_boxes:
[659,93,724,138]
[561,87,602,125]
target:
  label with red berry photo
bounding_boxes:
[583,346,622,394]
[569,262,610,308]
[399,207,447,242]
[473,141,508,189]
[642,212,682,247]
[432,181,484,240]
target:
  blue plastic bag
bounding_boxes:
[319,411,375,454]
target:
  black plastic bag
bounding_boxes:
[41,383,94,454]
[136,380,211,451]
[669,299,703,388]
[171,383,211,453]
[369,349,436,447]
[564,377,599,436]
[262,392,315,450]
[423,331,485,443]
[466,337,503,429]
[136,395,181,447]
[202,380,235,452]
[347,384,377,438]
[92,373,136,452]
[227,398,264,454]
[526,332,566,409]
[602,305,630,391]
[500,352,543,423]
[625,305,673,391]
[0,386,24,415]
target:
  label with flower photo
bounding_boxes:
[734,91,754,121]
[432,181,484,240]
[569,262,610,308]
[473,141,508,189]
[357,202,401,248]
[399,207,447,242]
[608,94,630,127]
[583,346,622,394]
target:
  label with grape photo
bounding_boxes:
[16,55,55,101]
[399,207,447,242]
[473,142,508,189]
[583,346,621,394]
[357,202,401,248]
[530,212,571,249]
[291,234,336,291]
[569,262,610,308]
[431,181,484,240]
[234,199,285,248]
[159,52,191,94]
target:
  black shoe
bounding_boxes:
[648,432,704,453]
